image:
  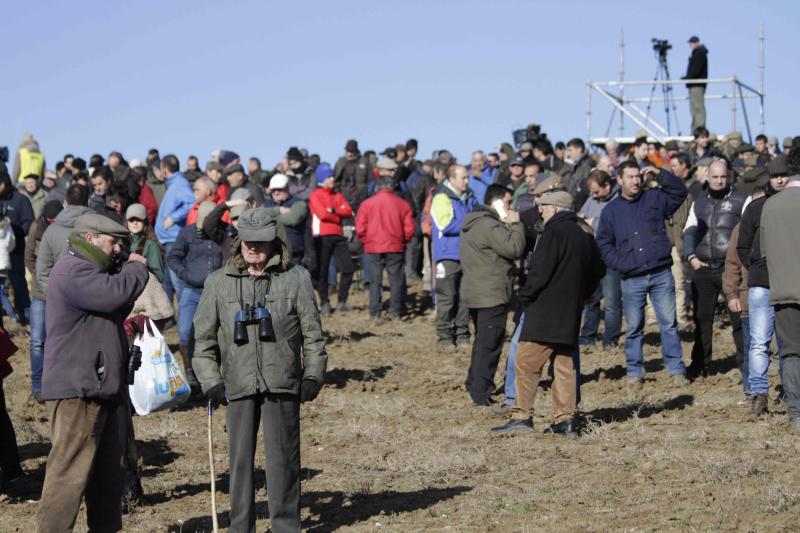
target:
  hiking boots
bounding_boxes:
[319,303,333,316]
[490,417,533,435]
[337,302,353,313]
[748,394,768,417]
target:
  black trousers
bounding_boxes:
[404,223,422,278]
[313,235,354,305]
[465,305,508,405]
[368,252,405,318]
[0,378,22,479]
[227,392,301,533]
[690,266,740,371]
[775,304,800,419]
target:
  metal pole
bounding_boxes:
[586,80,592,143]
[731,76,737,131]
[592,83,665,142]
[619,29,625,137]
[738,82,753,143]
[760,23,765,133]
[208,402,219,533]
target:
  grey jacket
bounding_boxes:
[35,205,94,296]
[193,235,327,400]
[42,248,148,403]
[761,183,800,305]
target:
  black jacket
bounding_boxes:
[737,194,771,288]
[683,187,746,267]
[684,45,708,88]
[519,211,605,346]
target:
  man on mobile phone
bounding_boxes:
[460,184,525,406]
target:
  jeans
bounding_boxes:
[741,316,751,394]
[177,288,202,347]
[748,287,780,396]
[0,277,16,321]
[579,269,622,347]
[9,254,30,323]
[162,242,178,304]
[368,252,405,318]
[29,297,46,393]
[621,267,685,378]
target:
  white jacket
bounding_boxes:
[0,218,16,272]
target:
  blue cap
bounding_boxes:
[509,157,524,167]
[315,162,334,182]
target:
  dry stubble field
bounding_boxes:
[3,283,800,532]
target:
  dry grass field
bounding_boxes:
[3,283,799,531]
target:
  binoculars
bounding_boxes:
[127,344,143,385]
[234,303,275,345]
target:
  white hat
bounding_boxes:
[129,157,144,169]
[268,173,290,192]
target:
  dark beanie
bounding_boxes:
[220,150,240,167]
[287,146,304,162]
[43,200,64,220]
[768,155,789,176]
[345,139,359,153]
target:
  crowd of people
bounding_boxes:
[0,122,799,532]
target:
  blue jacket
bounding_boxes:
[155,172,194,244]
[431,185,476,263]
[468,164,497,204]
[595,170,687,278]
[166,225,224,293]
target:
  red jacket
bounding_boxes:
[138,183,159,225]
[309,187,353,237]
[355,189,414,254]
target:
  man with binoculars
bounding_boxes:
[193,207,327,533]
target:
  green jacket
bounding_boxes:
[192,235,327,400]
[459,206,525,309]
[761,183,800,306]
[130,234,165,283]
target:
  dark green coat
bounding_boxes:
[192,235,327,400]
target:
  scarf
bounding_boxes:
[67,233,114,272]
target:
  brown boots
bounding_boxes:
[747,394,768,417]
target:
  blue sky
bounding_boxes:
[1,1,796,168]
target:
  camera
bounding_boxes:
[651,38,672,56]
[233,303,275,345]
[127,344,142,385]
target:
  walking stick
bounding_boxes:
[207,401,219,533]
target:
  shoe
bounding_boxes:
[0,471,28,495]
[737,393,752,406]
[686,364,707,380]
[626,376,644,386]
[602,342,621,351]
[337,302,353,313]
[670,374,689,387]
[438,341,457,353]
[319,303,333,316]
[747,394,768,417]
[491,403,513,418]
[490,417,533,435]
[544,419,580,437]
[388,313,402,321]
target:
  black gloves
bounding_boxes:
[207,384,228,408]
[300,379,321,403]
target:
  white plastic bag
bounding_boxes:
[129,319,190,415]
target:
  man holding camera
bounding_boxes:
[37,214,148,532]
[193,207,327,533]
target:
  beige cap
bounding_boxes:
[537,191,573,209]
[75,213,130,238]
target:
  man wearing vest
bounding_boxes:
[12,133,46,183]
[683,159,748,378]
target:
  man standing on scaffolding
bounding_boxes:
[683,35,709,131]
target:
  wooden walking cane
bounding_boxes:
[208,401,219,533]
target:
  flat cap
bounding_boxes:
[376,156,398,171]
[736,167,769,196]
[531,175,566,196]
[75,213,129,238]
[735,143,756,155]
[768,155,789,176]
[537,191,573,209]
[237,207,277,242]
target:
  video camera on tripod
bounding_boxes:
[651,38,672,58]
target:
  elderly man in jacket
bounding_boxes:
[492,191,604,436]
[37,214,149,532]
[193,208,327,533]
[461,184,525,406]
[356,174,415,320]
[596,160,689,386]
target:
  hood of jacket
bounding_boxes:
[54,205,94,228]
[461,205,501,233]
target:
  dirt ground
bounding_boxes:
[3,282,799,532]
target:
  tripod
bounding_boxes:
[645,49,682,136]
